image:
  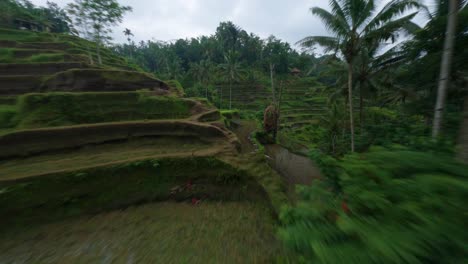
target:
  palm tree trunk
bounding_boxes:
[348,63,355,152]
[96,43,102,65]
[229,78,232,109]
[458,94,468,164]
[87,50,94,65]
[270,63,275,102]
[359,90,364,128]
[219,87,223,109]
[432,0,458,138]
[128,42,132,59]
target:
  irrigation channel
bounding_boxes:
[232,120,321,186]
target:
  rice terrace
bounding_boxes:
[0,0,467,263]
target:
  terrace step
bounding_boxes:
[0,120,234,159]
[281,107,326,113]
[281,115,323,123]
[20,42,74,50]
[0,40,73,50]
[0,75,43,95]
[0,96,17,105]
[280,119,319,128]
[0,62,85,76]
[0,48,61,59]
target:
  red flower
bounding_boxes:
[341,201,350,214]
[191,198,200,205]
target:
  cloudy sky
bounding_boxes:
[30,0,431,48]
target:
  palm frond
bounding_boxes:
[311,7,350,36]
[365,12,418,43]
[364,0,421,34]
[297,36,340,53]
[329,0,352,29]
[355,0,376,30]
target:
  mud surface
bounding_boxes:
[265,144,321,185]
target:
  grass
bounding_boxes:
[0,48,13,61]
[6,92,194,130]
[0,155,271,228]
[0,28,44,41]
[0,48,65,63]
[0,201,281,263]
[0,104,17,128]
[28,53,65,62]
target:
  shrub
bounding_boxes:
[357,107,429,148]
[279,147,468,263]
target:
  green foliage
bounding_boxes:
[0,28,137,70]
[357,106,429,148]
[0,48,14,61]
[281,104,448,158]
[0,0,73,33]
[164,80,185,97]
[112,21,315,93]
[66,0,132,48]
[187,83,220,104]
[28,53,64,62]
[279,147,468,263]
[10,92,193,129]
[220,109,239,119]
[0,105,17,128]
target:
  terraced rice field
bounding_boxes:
[0,136,220,180]
[0,201,281,263]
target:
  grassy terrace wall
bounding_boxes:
[40,69,170,93]
[0,69,173,95]
[0,157,271,230]
[1,92,194,129]
[0,120,228,158]
[0,62,85,75]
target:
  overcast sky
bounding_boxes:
[30,0,432,48]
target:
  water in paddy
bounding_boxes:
[265,144,321,186]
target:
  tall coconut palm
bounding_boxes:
[355,42,416,123]
[123,28,134,58]
[218,50,245,109]
[189,59,214,98]
[298,0,420,152]
[432,0,460,138]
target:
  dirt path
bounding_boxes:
[231,120,258,153]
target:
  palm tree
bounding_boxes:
[218,50,245,109]
[123,28,134,58]
[354,42,415,123]
[433,0,459,138]
[298,0,420,152]
[189,60,213,98]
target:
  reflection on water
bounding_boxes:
[265,144,321,185]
